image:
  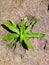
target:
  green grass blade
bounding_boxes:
[20,16,28,34]
[2,33,19,41]
[2,22,19,34]
[23,36,34,51]
[25,33,46,38]
[9,38,17,49]
[21,16,28,27]
[25,18,40,33]
[10,20,16,27]
[20,16,28,43]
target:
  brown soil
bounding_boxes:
[0,0,49,65]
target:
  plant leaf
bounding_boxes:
[20,16,28,43]
[21,16,28,27]
[20,16,28,34]
[2,33,19,41]
[25,33,46,38]
[25,18,40,33]
[10,20,16,27]
[9,38,18,49]
[23,36,34,51]
[2,22,19,34]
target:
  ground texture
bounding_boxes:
[0,0,49,65]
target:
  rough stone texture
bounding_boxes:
[0,0,49,65]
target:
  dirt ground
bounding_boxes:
[0,0,49,65]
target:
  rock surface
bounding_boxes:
[0,0,49,65]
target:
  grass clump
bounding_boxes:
[2,16,46,51]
